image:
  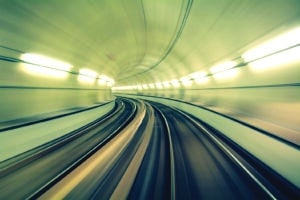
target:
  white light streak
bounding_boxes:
[243,27,300,62]
[155,82,163,89]
[171,79,181,88]
[249,46,300,72]
[210,61,237,74]
[78,68,98,84]
[162,81,171,88]
[20,53,73,79]
[180,76,193,87]
[213,68,238,80]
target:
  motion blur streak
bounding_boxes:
[1,98,299,199]
[0,0,300,199]
[39,101,146,199]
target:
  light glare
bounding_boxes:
[155,82,163,89]
[180,76,193,87]
[98,75,115,86]
[78,68,98,84]
[242,27,300,62]
[20,53,73,79]
[149,84,155,89]
[162,81,171,88]
[138,85,143,90]
[171,79,181,88]
[248,46,300,71]
[210,61,237,74]
[21,53,73,71]
[142,84,148,89]
[190,71,207,79]
[98,79,107,85]
[20,63,70,79]
[195,76,209,84]
[190,71,209,84]
[79,68,98,77]
[213,68,238,80]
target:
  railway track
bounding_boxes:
[0,98,299,199]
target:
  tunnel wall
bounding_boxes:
[0,59,113,123]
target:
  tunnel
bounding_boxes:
[0,0,300,199]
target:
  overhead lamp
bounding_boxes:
[20,53,73,70]
[189,71,209,84]
[195,76,209,84]
[98,75,115,86]
[138,85,144,90]
[20,53,73,78]
[79,68,97,77]
[98,79,107,85]
[180,76,193,87]
[248,46,300,71]
[242,27,300,62]
[98,75,108,83]
[210,61,237,74]
[155,82,163,89]
[210,61,238,80]
[78,68,98,84]
[162,81,171,88]
[213,68,238,80]
[148,83,155,89]
[190,71,207,79]
[170,79,181,88]
[142,84,148,89]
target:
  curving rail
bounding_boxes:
[0,97,299,199]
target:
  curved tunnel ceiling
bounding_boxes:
[1,0,300,86]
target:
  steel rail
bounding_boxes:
[38,99,147,199]
[26,99,137,200]
[151,104,176,200]
[174,107,277,199]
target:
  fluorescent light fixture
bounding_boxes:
[155,82,163,89]
[213,68,238,80]
[142,84,148,89]
[21,53,73,71]
[180,76,193,87]
[20,53,72,79]
[242,27,300,62]
[190,71,207,79]
[98,78,107,85]
[170,79,181,88]
[20,63,69,79]
[98,75,115,86]
[249,46,300,72]
[195,76,209,84]
[79,68,98,77]
[78,68,98,84]
[189,71,209,84]
[138,85,143,90]
[149,83,155,89]
[162,81,171,88]
[210,61,237,74]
